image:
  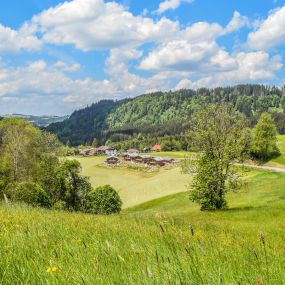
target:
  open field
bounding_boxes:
[265,134,285,167]
[74,156,190,208]
[1,169,285,284]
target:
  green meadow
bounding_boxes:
[265,134,285,167]
[74,156,190,208]
[1,166,285,284]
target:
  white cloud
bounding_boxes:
[32,0,179,51]
[223,11,249,34]
[0,23,41,53]
[176,52,283,89]
[248,5,285,50]
[0,60,117,113]
[54,61,81,72]
[155,0,194,15]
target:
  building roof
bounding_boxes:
[151,145,161,151]
[97,145,114,151]
[127,148,139,153]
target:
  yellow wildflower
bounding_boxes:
[46,266,58,273]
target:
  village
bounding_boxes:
[79,145,177,168]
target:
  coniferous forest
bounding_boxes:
[47,85,285,148]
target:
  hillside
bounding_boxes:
[3,114,68,127]
[47,84,285,146]
[1,168,285,284]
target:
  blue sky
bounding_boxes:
[0,0,285,115]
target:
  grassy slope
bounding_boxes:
[1,170,285,284]
[75,156,189,208]
[265,134,285,167]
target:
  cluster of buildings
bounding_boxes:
[79,144,174,168]
[105,147,176,168]
[80,146,117,156]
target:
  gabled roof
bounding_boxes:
[97,145,114,151]
[151,144,161,151]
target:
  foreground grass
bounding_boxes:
[1,170,285,284]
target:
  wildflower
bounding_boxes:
[46,266,58,273]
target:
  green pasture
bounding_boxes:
[74,156,189,208]
[1,169,285,284]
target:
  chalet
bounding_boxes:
[147,157,165,167]
[141,155,153,164]
[123,153,140,162]
[151,145,161,152]
[80,148,96,156]
[105,156,120,165]
[133,155,144,163]
[96,146,117,156]
[127,149,139,155]
[161,157,176,164]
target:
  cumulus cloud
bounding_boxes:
[31,0,179,51]
[155,0,194,15]
[223,11,249,34]
[0,0,282,114]
[176,52,282,89]
[0,60,118,113]
[248,5,285,50]
[0,23,41,53]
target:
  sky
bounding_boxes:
[0,0,285,115]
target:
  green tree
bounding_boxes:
[10,182,51,208]
[91,138,98,147]
[87,185,122,215]
[0,118,39,186]
[251,112,280,160]
[57,160,92,211]
[188,104,251,211]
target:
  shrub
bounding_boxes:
[12,182,51,208]
[87,185,122,215]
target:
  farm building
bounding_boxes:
[80,148,96,156]
[105,156,120,165]
[123,153,140,162]
[147,157,165,167]
[127,149,139,155]
[161,157,176,164]
[151,145,161,152]
[96,146,117,156]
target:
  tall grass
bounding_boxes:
[0,169,285,284]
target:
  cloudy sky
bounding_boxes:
[0,0,285,115]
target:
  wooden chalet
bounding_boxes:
[161,157,175,164]
[127,149,139,155]
[80,148,96,156]
[96,146,117,155]
[105,156,120,165]
[147,157,165,167]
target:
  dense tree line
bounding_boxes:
[0,118,122,214]
[47,84,285,147]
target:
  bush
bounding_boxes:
[87,185,122,215]
[12,182,51,208]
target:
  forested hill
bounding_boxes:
[47,84,285,146]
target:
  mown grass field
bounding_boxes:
[265,134,285,167]
[1,169,285,284]
[75,156,189,208]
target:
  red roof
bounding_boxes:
[151,145,161,151]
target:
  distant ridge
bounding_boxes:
[46,84,285,146]
[3,114,69,127]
